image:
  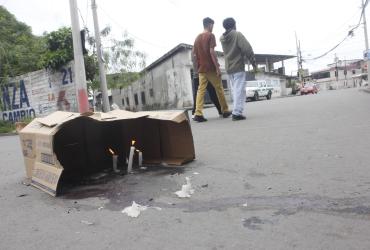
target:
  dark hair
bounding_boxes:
[223,17,236,30]
[203,17,214,28]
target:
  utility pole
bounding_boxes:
[69,0,89,113]
[295,32,303,83]
[344,57,347,86]
[91,0,110,112]
[362,0,370,86]
[335,54,339,89]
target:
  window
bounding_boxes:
[149,88,154,97]
[126,97,130,106]
[134,94,139,105]
[222,80,228,89]
[121,98,125,106]
[141,91,146,105]
[352,70,356,75]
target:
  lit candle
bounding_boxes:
[109,148,120,173]
[127,140,136,173]
[136,150,143,167]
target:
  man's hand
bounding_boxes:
[216,67,221,77]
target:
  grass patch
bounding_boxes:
[0,120,15,134]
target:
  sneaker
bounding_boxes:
[193,115,208,122]
[232,114,246,121]
[222,111,232,118]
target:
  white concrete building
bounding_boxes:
[112,43,295,111]
[309,59,366,90]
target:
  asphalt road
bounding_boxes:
[1,88,370,250]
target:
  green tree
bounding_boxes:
[40,27,74,70]
[40,27,98,83]
[104,32,146,74]
[87,28,146,89]
[0,6,45,82]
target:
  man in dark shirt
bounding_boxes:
[192,17,231,122]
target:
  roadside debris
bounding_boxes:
[121,201,162,218]
[267,186,272,190]
[201,184,208,188]
[98,206,104,210]
[242,202,248,207]
[21,179,31,186]
[193,172,200,175]
[17,194,28,197]
[80,220,94,226]
[175,177,195,198]
[122,201,148,218]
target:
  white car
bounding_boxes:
[246,80,273,101]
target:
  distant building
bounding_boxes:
[112,43,295,111]
[309,59,366,90]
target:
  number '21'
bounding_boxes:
[61,67,73,85]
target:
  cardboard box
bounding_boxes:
[19,110,195,196]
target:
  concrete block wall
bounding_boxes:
[0,62,77,122]
[112,49,195,111]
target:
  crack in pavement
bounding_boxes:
[154,194,370,219]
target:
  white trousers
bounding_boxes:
[228,71,246,116]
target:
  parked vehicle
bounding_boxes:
[246,80,273,101]
[300,82,318,95]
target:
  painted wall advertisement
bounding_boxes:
[0,62,78,123]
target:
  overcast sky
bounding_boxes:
[0,0,368,75]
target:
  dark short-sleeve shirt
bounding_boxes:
[193,32,217,73]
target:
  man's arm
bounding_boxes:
[191,48,197,69]
[210,47,221,76]
[238,33,257,71]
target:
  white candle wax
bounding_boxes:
[112,155,119,173]
[138,151,143,167]
[127,146,135,173]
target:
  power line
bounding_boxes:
[97,6,167,49]
[78,8,87,28]
[304,2,367,61]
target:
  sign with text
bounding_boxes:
[0,62,78,123]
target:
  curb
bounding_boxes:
[361,88,370,94]
[0,132,18,137]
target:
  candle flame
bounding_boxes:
[131,140,136,146]
[108,148,115,155]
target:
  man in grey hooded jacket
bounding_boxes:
[220,18,256,121]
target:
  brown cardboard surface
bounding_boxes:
[37,111,76,127]
[19,110,195,196]
[31,162,63,196]
[24,157,36,179]
[141,110,188,123]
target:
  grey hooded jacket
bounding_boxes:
[220,30,256,74]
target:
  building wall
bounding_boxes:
[0,62,77,122]
[312,60,365,90]
[113,50,194,111]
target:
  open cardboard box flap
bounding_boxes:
[19,110,195,196]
